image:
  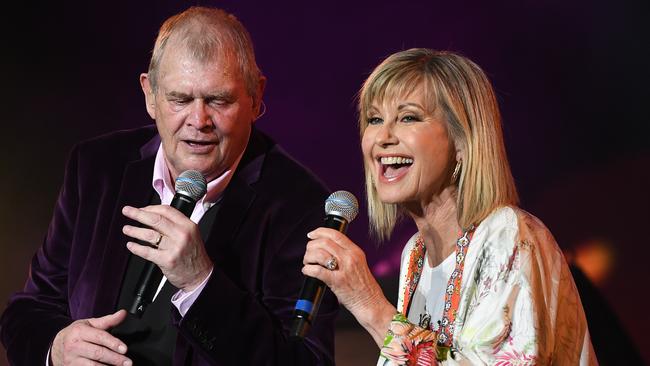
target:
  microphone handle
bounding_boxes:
[129,262,163,316]
[170,193,196,218]
[290,215,348,339]
[128,193,196,317]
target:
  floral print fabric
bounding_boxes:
[377,207,598,365]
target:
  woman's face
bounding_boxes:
[361,88,455,208]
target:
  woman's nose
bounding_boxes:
[375,123,398,147]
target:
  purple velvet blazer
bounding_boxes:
[1,125,338,365]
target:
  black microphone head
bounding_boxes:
[324,190,358,223]
[175,170,207,201]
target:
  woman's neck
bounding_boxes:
[406,186,461,267]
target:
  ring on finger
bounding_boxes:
[152,233,163,248]
[325,256,338,271]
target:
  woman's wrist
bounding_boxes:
[355,297,397,347]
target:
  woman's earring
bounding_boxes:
[451,160,462,184]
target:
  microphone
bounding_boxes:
[290,190,359,339]
[128,170,207,317]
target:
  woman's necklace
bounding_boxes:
[402,226,475,361]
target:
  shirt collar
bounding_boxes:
[151,143,245,223]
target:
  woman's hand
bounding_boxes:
[302,227,396,346]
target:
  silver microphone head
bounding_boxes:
[324,190,359,223]
[175,170,207,201]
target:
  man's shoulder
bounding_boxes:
[265,145,328,192]
[73,125,158,163]
[247,130,330,209]
[76,124,157,151]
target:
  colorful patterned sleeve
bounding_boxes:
[378,313,439,366]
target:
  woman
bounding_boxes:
[302,49,597,365]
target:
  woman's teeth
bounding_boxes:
[380,156,413,165]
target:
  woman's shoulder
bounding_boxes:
[399,232,421,264]
[474,206,563,261]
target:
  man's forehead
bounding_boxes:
[156,51,244,90]
[162,46,234,69]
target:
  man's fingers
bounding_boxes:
[75,340,132,366]
[126,241,159,263]
[123,225,161,246]
[139,204,189,220]
[83,312,129,357]
[123,205,190,225]
[122,206,173,234]
[87,310,127,330]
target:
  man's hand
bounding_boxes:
[122,205,213,291]
[51,310,131,366]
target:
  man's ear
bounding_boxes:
[252,75,267,123]
[140,73,156,119]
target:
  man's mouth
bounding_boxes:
[184,139,216,147]
[379,156,413,179]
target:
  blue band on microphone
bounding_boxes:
[295,299,314,314]
[176,176,207,190]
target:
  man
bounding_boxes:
[0,7,337,365]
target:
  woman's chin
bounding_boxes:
[376,190,410,205]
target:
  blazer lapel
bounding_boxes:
[93,136,159,316]
[203,129,267,267]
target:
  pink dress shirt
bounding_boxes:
[151,144,244,316]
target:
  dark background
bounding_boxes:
[1,0,648,364]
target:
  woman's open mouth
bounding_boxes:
[379,156,413,181]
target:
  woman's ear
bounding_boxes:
[453,138,465,163]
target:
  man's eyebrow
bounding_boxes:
[205,90,235,100]
[165,91,191,99]
[165,90,235,99]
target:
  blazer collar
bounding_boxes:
[203,128,271,258]
[94,130,159,315]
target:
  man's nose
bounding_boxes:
[187,100,213,129]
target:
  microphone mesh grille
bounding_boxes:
[175,170,207,201]
[324,191,359,223]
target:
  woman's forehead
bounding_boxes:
[369,84,438,113]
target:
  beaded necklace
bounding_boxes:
[400,227,475,361]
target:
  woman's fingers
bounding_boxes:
[307,227,354,250]
[302,263,334,285]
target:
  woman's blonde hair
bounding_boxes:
[358,49,519,241]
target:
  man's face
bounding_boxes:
[141,44,263,181]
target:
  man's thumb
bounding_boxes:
[87,309,127,330]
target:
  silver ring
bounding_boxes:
[152,233,163,248]
[325,257,338,271]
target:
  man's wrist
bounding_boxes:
[172,266,214,317]
[184,263,213,292]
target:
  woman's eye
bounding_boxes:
[401,115,421,123]
[367,117,383,125]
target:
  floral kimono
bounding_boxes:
[377,207,598,365]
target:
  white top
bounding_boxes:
[406,250,456,333]
[377,206,598,365]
